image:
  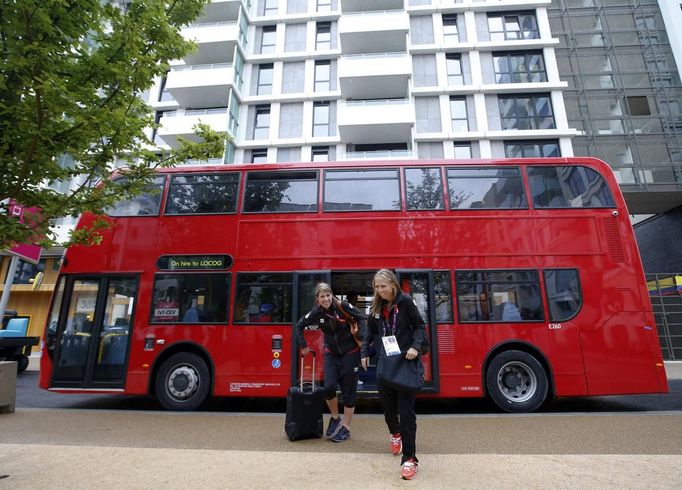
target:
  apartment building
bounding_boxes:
[148,0,574,165]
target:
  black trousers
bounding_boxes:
[324,350,360,408]
[378,379,417,464]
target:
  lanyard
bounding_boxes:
[381,305,399,336]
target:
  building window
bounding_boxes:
[446,54,464,86]
[259,26,276,54]
[312,146,330,162]
[504,140,560,158]
[442,14,459,42]
[317,0,333,12]
[626,96,651,116]
[450,96,469,132]
[258,0,278,16]
[315,60,331,91]
[453,142,472,158]
[250,149,268,163]
[493,51,547,83]
[256,64,273,95]
[253,105,271,139]
[316,22,331,50]
[313,101,331,137]
[498,94,555,130]
[410,15,434,45]
[487,11,539,41]
[7,258,46,284]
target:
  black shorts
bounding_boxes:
[323,350,361,408]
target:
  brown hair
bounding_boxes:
[370,269,401,316]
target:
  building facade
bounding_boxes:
[4,0,682,356]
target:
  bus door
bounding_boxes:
[396,270,440,393]
[291,271,330,387]
[50,275,137,389]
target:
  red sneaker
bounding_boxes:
[390,433,402,456]
[400,458,419,480]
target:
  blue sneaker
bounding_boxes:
[326,417,342,439]
[331,425,350,443]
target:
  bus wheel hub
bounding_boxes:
[168,366,199,399]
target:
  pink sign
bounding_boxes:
[6,200,42,264]
[10,242,42,264]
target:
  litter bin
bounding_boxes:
[0,361,17,414]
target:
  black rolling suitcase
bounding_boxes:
[285,351,324,441]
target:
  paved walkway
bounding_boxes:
[0,360,679,489]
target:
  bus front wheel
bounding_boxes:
[486,350,548,413]
[155,352,210,411]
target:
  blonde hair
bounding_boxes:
[370,269,401,316]
[314,282,334,302]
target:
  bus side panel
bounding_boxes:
[580,311,665,395]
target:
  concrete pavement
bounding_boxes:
[0,360,679,489]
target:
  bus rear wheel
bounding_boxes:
[155,352,210,411]
[486,350,548,413]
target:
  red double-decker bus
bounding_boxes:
[39,157,668,412]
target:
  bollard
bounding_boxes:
[0,361,18,414]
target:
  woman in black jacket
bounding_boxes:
[295,283,367,443]
[361,269,426,480]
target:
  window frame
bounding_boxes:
[455,269,545,324]
[446,53,464,86]
[256,63,274,95]
[314,60,332,92]
[404,167,445,211]
[449,96,469,132]
[233,272,294,325]
[242,170,319,214]
[543,268,583,322]
[313,100,331,137]
[446,166,528,210]
[492,50,547,84]
[260,25,277,54]
[442,14,459,42]
[149,272,231,325]
[164,172,240,216]
[488,11,540,41]
[253,105,271,140]
[498,94,555,130]
[316,22,332,50]
[323,168,401,212]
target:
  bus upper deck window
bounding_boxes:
[528,166,615,208]
[447,167,527,209]
[106,176,165,217]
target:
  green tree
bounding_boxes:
[0,0,226,250]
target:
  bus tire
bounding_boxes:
[16,355,29,373]
[155,352,210,411]
[486,350,548,413]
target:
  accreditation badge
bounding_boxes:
[382,335,401,356]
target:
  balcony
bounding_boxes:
[157,108,229,148]
[195,0,241,24]
[341,0,404,13]
[339,53,411,99]
[339,10,409,55]
[166,63,233,108]
[181,21,239,65]
[338,99,414,144]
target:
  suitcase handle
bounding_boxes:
[300,350,316,392]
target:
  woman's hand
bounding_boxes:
[361,356,369,370]
[301,347,310,356]
[405,347,419,360]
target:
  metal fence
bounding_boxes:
[646,274,682,361]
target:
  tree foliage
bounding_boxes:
[0,0,225,250]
